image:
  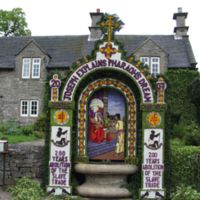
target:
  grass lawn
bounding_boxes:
[0,133,38,144]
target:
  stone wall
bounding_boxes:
[0,142,44,185]
[0,42,48,124]
[134,39,168,74]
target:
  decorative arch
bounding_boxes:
[48,13,167,197]
[77,78,136,162]
[62,59,154,104]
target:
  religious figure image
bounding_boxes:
[115,113,124,155]
[89,98,105,144]
[88,89,125,161]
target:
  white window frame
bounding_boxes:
[20,100,39,117]
[20,100,29,117]
[150,57,160,77]
[22,58,41,79]
[140,57,150,66]
[140,56,160,76]
[32,58,41,79]
[22,58,31,79]
[30,100,39,117]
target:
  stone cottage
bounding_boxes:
[0,8,197,124]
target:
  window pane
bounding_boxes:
[21,100,29,116]
[152,64,159,76]
[32,58,41,78]
[30,100,38,116]
[151,57,160,76]
[22,58,31,78]
[140,57,149,66]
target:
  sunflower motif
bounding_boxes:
[54,110,69,125]
[147,112,161,127]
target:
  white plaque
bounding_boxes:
[47,126,71,195]
[141,129,165,199]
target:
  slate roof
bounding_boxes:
[0,35,197,69]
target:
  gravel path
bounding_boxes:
[0,187,11,200]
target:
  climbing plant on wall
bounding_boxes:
[164,69,199,135]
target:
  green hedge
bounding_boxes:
[165,69,199,128]
[170,144,200,192]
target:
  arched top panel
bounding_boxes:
[77,78,136,161]
[62,59,154,104]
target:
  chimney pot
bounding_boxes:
[89,10,103,41]
[178,7,182,13]
[173,7,189,37]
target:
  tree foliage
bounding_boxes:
[170,145,200,193]
[165,69,199,125]
[0,8,31,37]
[98,13,124,38]
[189,76,200,107]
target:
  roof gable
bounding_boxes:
[133,37,169,55]
[15,39,50,57]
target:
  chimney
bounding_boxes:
[88,9,103,41]
[173,7,189,37]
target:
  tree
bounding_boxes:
[0,8,31,37]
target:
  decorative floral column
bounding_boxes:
[47,75,73,196]
[140,78,167,199]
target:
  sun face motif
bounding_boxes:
[54,110,69,125]
[147,112,161,127]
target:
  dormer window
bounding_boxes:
[32,58,41,78]
[22,58,41,79]
[140,57,160,77]
[140,57,149,66]
[22,58,31,78]
[151,57,160,77]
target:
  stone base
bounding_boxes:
[75,163,137,199]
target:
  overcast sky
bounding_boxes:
[1,0,199,70]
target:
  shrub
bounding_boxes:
[34,115,46,132]
[9,177,44,200]
[170,144,200,192]
[184,128,200,146]
[172,123,186,139]
[33,115,46,138]
[171,185,200,200]
[33,130,45,139]
[0,120,19,134]
[165,70,199,129]
[172,121,200,146]
[189,77,200,108]
[20,125,34,136]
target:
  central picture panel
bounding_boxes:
[88,88,126,161]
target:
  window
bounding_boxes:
[20,100,39,117]
[22,58,41,79]
[21,100,29,116]
[32,58,41,78]
[30,100,39,116]
[22,58,31,79]
[151,57,160,77]
[140,57,160,77]
[140,57,149,66]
